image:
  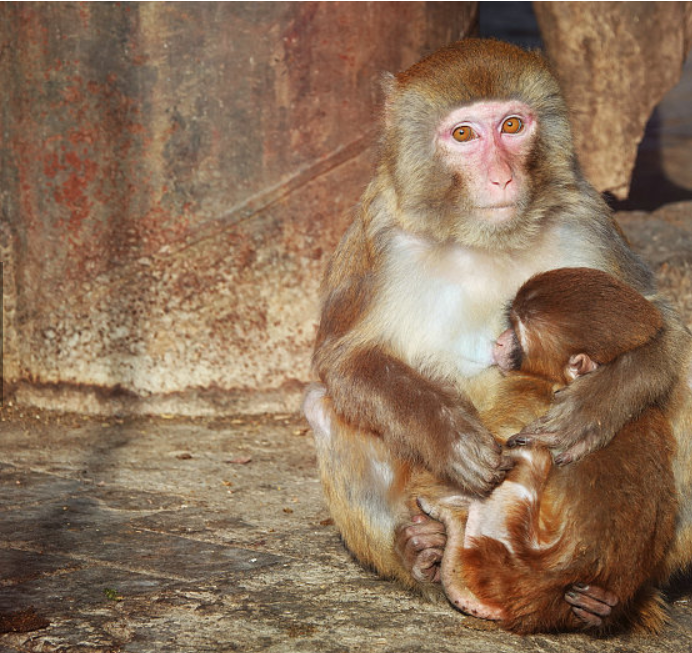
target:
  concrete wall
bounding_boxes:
[1,2,477,414]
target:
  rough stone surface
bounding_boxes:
[0,2,477,416]
[614,54,692,211]
[534,2,692,199]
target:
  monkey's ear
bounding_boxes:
[566,353,599,380]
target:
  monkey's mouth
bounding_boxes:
[474,204,517,223]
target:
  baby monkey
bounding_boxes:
[418,267,678,634]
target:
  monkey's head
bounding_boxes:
[380,39,583,250]
[494,267,664,385]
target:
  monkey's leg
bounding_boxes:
[415,449,555,625]
[304,384,446,591]
[417,495,503,621]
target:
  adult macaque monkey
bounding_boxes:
[418,267,677,634]
[304,39,692,627]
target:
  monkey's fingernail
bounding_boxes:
[565,591,578,601]
[507,436,528,448]
[573,583,589,592]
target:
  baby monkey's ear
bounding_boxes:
[566,353,599,381]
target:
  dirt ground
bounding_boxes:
[1,205,692,653]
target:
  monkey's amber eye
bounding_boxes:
[501,117,523,134]
[452,125,476,142]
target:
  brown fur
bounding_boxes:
[512,268,664,383]
[414,269,677,634]
[305,38,692,630]
[459,410,676,634]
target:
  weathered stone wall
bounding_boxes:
[534,1,692,199]
[4,2,691,416]
[0,2,477,414]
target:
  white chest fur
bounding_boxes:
[368,228,593,380]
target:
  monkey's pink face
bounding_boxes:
[436,101,536,224]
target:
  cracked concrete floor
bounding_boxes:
[2,205,692,653]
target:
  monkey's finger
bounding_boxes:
[398,520,446,545]
[519,412,574,439]
[568,606,603,629]
[564,591,613,616]
[411,548,444,584]
[447,459,503,496]
[395,519,446,577]
[416,548,445,569]
[572,583,619,607]
[464,457,512,493]
[553,452,572,465]
[407,531,447,554]
[408,513,447,534]
[507,429,562,448]
[396,518,446,560]
[565,591,612,625]
[416,497,438,519]
[515,429,562,448]
[464,466,508,496]
[417,500,452,528]
[565,584,617,626]
[505,433,532,448]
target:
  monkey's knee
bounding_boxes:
[303,383,332,442]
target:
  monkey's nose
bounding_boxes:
[490,176,513,190]
[488,156,513,189]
